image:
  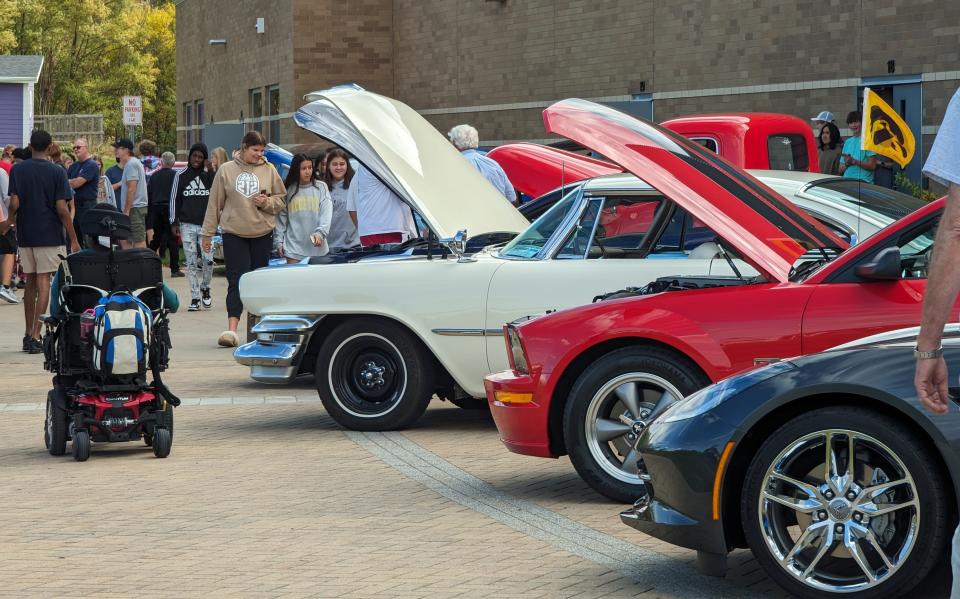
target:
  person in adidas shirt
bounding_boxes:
[171,143,215,312]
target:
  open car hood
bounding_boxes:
[297,86,529,240]
[486,143,623,197]
[542,99,847,282]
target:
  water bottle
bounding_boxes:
[80,309,96,340]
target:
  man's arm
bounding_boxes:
[0,193,18,234]
[68,161,98,190]
[55,198,80,252]
[124,180,137,214]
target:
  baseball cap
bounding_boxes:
[811,111,834,123]
[111,138,134,151]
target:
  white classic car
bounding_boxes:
[235,87,922,431]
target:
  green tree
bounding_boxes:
[3,0,176,151]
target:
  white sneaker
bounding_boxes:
[0,286,18,304]
[217,330,239,348]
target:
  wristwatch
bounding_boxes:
[914,346,944,360]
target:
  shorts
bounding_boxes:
[19,245,65,274]
[0,229,16,255]
[129,206,148,243]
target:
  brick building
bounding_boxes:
[176,0,960,186]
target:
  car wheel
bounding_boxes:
[316,318,434,431]
[742,407,950,599]
[564,346,709,503]
[45,391,67,456]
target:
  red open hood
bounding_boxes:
[542,99,847,282]
[486,143,623,198]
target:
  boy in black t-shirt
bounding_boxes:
[0,130,80,353]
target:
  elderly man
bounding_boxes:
[448,124,516,205]
[914,85,960,598]
[67,138,100,244]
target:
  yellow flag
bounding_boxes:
[862,87,915,168]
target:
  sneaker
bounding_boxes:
[217,330,239,348]
[201,288,212,309]
[188,299,201,312]
[22,335,30,352]
[15,279,24,289]
[171,270,186,278]
[0,286,18,304]
[27,337,43,354]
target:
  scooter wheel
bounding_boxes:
[72,430,90,462]
[153,428,171,458]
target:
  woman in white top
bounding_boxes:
[322,148,360,251]
[275,154,332,263]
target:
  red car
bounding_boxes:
[484,98,942,502]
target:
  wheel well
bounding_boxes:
[300,314,455,394]
[546,337,708,456]
[720,394,958,550]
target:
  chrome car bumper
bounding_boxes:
[233,315,322,384]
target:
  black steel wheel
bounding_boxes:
[564,346,708,503]
[742,407,950,599]
[72,429,91,462]
[316,318,434,431]
[153,427,172,458]
[45,390,68,456]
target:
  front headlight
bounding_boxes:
[660,361,795,423]
[506,325,530,374]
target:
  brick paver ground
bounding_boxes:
[0,267,949,597]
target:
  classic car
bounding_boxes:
[482,100,945,503]
[619,326,960,598]
[235,88,924,433]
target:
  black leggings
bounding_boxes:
[222,232,272,319]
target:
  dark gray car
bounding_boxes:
[620,327,960,598]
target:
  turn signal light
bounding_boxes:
[494,391,534,404]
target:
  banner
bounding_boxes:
[861,87,915,168]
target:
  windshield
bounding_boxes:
[803,179,926,224]
[500,187,580,259]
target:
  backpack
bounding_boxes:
[91,291,152,377]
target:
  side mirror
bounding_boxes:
[855,246,902,281]
[439,229,475,263]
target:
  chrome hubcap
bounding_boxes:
[584,373,683,484]
[359,361,386,389]
[759,429,919,593]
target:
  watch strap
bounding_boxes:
[914,346,944,360]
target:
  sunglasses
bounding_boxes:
[73,145,85,150]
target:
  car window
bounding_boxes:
[500,187,580,259]
[899,219,937,279]
[767,134,809,171]
[689,137,719,153]
[557,196,663,259]
[651,207,718,255]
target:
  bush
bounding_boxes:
[895,172,939,202]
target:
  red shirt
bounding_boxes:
[0,161,11,175]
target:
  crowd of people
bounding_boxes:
[0,121,520,351]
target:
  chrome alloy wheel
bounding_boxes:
[583,373,683,484]
[759,429,919,593]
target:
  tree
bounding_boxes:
[2,0,177,151]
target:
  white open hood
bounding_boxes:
[296,87,529,240]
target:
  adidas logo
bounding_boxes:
[183,177,210,197]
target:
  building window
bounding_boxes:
[184,102,193,147]
[249,88,264,134]
[268,84,280,145]
[196,100,205,143]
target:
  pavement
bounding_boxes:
[0,268,948,598]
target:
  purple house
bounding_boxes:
[0,55,43,147]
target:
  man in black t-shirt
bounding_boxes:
[67,137,100,245]
[0,130,80,353]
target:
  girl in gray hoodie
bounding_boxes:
[275,154,332,263]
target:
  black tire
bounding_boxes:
[741,407,951,599]
[316,318,434,431]
[72,429,91,462]
[563,346,709,503]
[45,391,68,456]
[153,427,172,458]
[144,403,174,447]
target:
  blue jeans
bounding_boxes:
[953,525,960,598]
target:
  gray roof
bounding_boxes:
[0,55,44,83]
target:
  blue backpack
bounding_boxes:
[91,292,152,377]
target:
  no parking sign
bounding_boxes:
[122,96,142,126]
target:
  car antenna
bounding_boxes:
[715,239,745,281]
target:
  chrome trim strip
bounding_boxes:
[431,328,503,337]
[251,315,322,334]
[827,323,960,352]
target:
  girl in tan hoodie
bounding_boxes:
[201,131,286,347]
